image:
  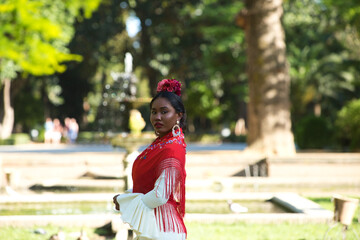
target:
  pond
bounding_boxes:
[0,199,289,216]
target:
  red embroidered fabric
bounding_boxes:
[132,129,187,234]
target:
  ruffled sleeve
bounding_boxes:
[116,193,160,239]
[115,168,183,238]
[115,170,171,239]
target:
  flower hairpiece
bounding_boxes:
[156,78,182,96]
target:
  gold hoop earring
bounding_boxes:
[172,120,181,137]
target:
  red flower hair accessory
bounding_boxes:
[156,78,182,96]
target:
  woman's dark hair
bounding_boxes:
[150,91,187,131]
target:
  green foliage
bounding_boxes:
[186,133,222,143]
[0,0,101,139]
[0,59,20,81]
[1,0,73,76]
[0,133,30,145]
[3,0,360,147]
[223,134,247,143]
[35,128,45,143]
[13,77,45,132]
[284,0,360,124]
[322,1,360,61]
[128,0,246,132]
[187,81,222,121]
[323,0,360,30]
[57,0,128,127]
[335,99,360,150]
[65,0,102,19]
[294,115,333,149]
[76,131,109,144]
[0,0,101,77]
[192,1,247,127]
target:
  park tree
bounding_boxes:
[237,0,296,156]
[285,0,360,120]
[284,0,360,149]
[285,0,359,137]
[127,0,247,132]
[126,0,202,96]
[57,0,128,128]
[186,1,246,132]
[323,0,360,31]
[0,0,100,139]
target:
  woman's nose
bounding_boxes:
[153,113,161,120]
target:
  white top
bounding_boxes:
[115,170,186,240]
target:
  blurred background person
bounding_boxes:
[44,118,54,144]
[68,118,79,144]
[62,117,71,143]
[52,118,63,144]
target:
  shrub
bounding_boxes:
[77,131,109,144]
[0,133,31,145]
[186,133,222,143]
[294,115,333,149]
[223,134,247,143]
[335,99,360,151]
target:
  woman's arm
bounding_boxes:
[141,168,178,209]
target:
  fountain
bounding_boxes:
[109,52,154,190]
[98,53,147,132]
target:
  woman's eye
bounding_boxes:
[161,111,168,114]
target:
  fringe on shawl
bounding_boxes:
[155,158,186,234]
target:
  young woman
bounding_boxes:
[113,79,187,240]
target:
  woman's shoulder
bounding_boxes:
[163,136,186,149]
[157,133,185,146]
[155,136,185,154]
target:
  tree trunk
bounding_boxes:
[0,78,14,139]
[243,0,296,156]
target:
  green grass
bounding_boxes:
[1,222,359,240]
[311,196,360,224]
[187,222,360,240]
[310,197,333,210]
[311,196,360,211]
[185,195,360,240]
[1,197,359,239]
[0,226,101,240]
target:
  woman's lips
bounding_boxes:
[154,123,163,128]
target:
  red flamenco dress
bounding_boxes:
[115,129,187,240]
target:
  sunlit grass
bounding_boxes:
[1,197,359,240]
[1,222,359,240]
[0,226,99,240]
[185,196,359,240]
[187,222,329,240]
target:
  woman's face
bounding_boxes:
[150,97,182,138]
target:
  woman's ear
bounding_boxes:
[177,112,183,122]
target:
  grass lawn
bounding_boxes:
[1,222,359,240]
[187,222,360,240]
[0,226,95,240]
[0,197,359,240]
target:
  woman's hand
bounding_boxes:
[113,194,120,210]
